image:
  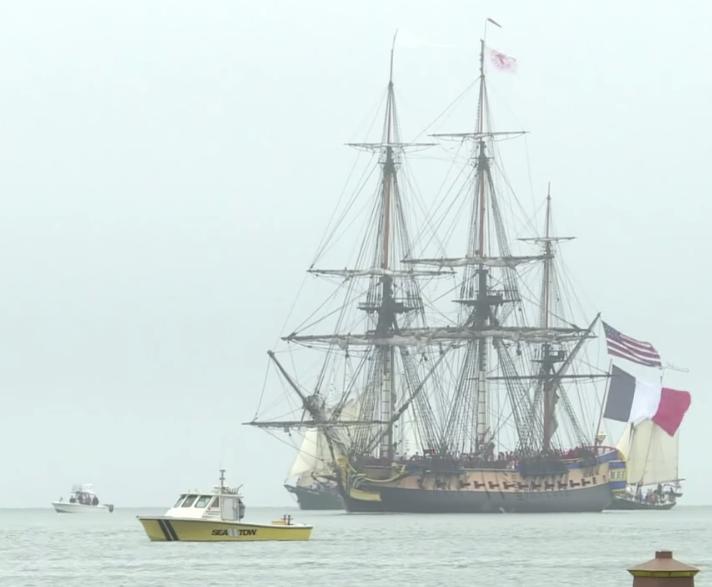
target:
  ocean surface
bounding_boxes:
[2,506,710,586]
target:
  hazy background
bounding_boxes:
[0,0,709,506]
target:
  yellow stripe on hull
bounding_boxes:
[348,487,381,502]
[137,517,312,542]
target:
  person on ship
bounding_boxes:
[485,441,495,462]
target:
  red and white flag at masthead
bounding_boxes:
[487,47,517,72]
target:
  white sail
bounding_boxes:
[288,428,321,479]
[617,419,678,485]
[287,399,362,480]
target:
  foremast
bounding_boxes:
[372,44,399,460]
[250,41,442,467]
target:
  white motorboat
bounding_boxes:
[52,484,114,513]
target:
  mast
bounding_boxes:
[540,185,557,452]
[377,39,398,460]
[473,38,492,452]
[428,37,542,456]
[522,186,589,452]
[250,37,459,466]
[336,34,436,461]
[476,39,487,258]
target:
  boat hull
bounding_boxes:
[342,453,617,513]
[52,502,113,513]
[342,493,386,513]
[284,484,344,510]
[606,496,676,511]
[137,516,312,542]
[372,482,612,513]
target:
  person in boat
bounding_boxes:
[667,486,676,501]
[69,496,76,503]
[92,495,99,506]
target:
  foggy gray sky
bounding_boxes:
[1,0,710,506]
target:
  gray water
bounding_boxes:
[2,506,710,586]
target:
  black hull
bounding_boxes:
[284,484,344,510]
[370,483,613,513]
[343,494,385,513]
[606,496,676,511]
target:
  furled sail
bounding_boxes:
[617,419,679,485]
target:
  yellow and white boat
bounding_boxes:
[137,470,312,542]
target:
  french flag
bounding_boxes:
[603,365,691,436]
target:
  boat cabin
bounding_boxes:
[68,484,100,506]
[164,477,245,521]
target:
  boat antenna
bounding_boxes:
[219,468,226,493]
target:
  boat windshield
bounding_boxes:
[194,495,211,508]
[181,495,198,507]
[209,496,220,509]
[173,494,187,507]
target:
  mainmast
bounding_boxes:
[376,41,398,460]
[473,38,491,452]
[427,37,534,456]
[476,40,487,258]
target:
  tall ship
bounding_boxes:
[248,35,626,513]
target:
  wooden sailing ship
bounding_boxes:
[607,420,682,510]
[247,33,619,513]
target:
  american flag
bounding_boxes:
[602,321,662,368]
